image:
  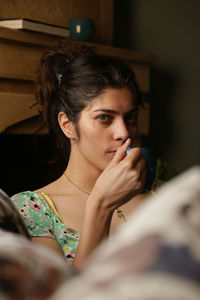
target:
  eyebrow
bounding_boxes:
[92,108,139,114]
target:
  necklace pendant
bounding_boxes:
[116,208,127,222]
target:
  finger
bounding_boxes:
[130,156,146,182]
[126,147,142,166]
[110,138,131,166]
[132,158,147,191]
[137,157,147,180]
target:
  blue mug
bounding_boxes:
[126,146,156,191]
[69,18,95,41]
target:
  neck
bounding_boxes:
[65,147,102,194]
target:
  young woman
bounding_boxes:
[11,39,147,269]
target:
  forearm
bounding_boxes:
[72,193,113,270]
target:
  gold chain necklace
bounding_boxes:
[64,172,90,195]
[63,172,126,222]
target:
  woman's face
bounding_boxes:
[74,88,139,172]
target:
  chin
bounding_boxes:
[94,160,110,173]
[87,153,111,173]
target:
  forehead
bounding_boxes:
[86,88,136,112]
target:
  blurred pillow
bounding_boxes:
[51,166,200,300]
[0,229,76,299]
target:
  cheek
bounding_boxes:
[79,119,110,147]
[80,129,108,154]
[78,128,111,168]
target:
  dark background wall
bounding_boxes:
[114,0,200,172]
[0,134,64,197]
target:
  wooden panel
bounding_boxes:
[0,41,43,80]
[4,115,47,135]
[131,63,150,94]
[0,79,35,94]
[0,26,61,47]
[0,92,38,132]
[92,42,155,64]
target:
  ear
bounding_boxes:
[58,111,77,140]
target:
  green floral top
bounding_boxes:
[11,191,80,265]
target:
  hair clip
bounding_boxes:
[56,72,62,85]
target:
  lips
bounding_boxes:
[108,150,117,156]
[108,149,117,153]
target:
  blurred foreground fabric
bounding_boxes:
[0,229,75,299]
[51,166,200,300]
[0,166,200,299]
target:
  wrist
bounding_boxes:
[86,189,114,220]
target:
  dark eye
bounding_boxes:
[125,114,138,124]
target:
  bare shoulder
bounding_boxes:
[37,176,71,196]
[110,192,151,234]
[122,192,151,217]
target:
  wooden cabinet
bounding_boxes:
[0,26,155,135]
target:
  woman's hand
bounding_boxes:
[73,139,146,269]
[91,138,146,212]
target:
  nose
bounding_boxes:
[113,119,129,141]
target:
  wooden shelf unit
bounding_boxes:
[0,26,155,135]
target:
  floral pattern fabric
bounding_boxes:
[11,191,80,264]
